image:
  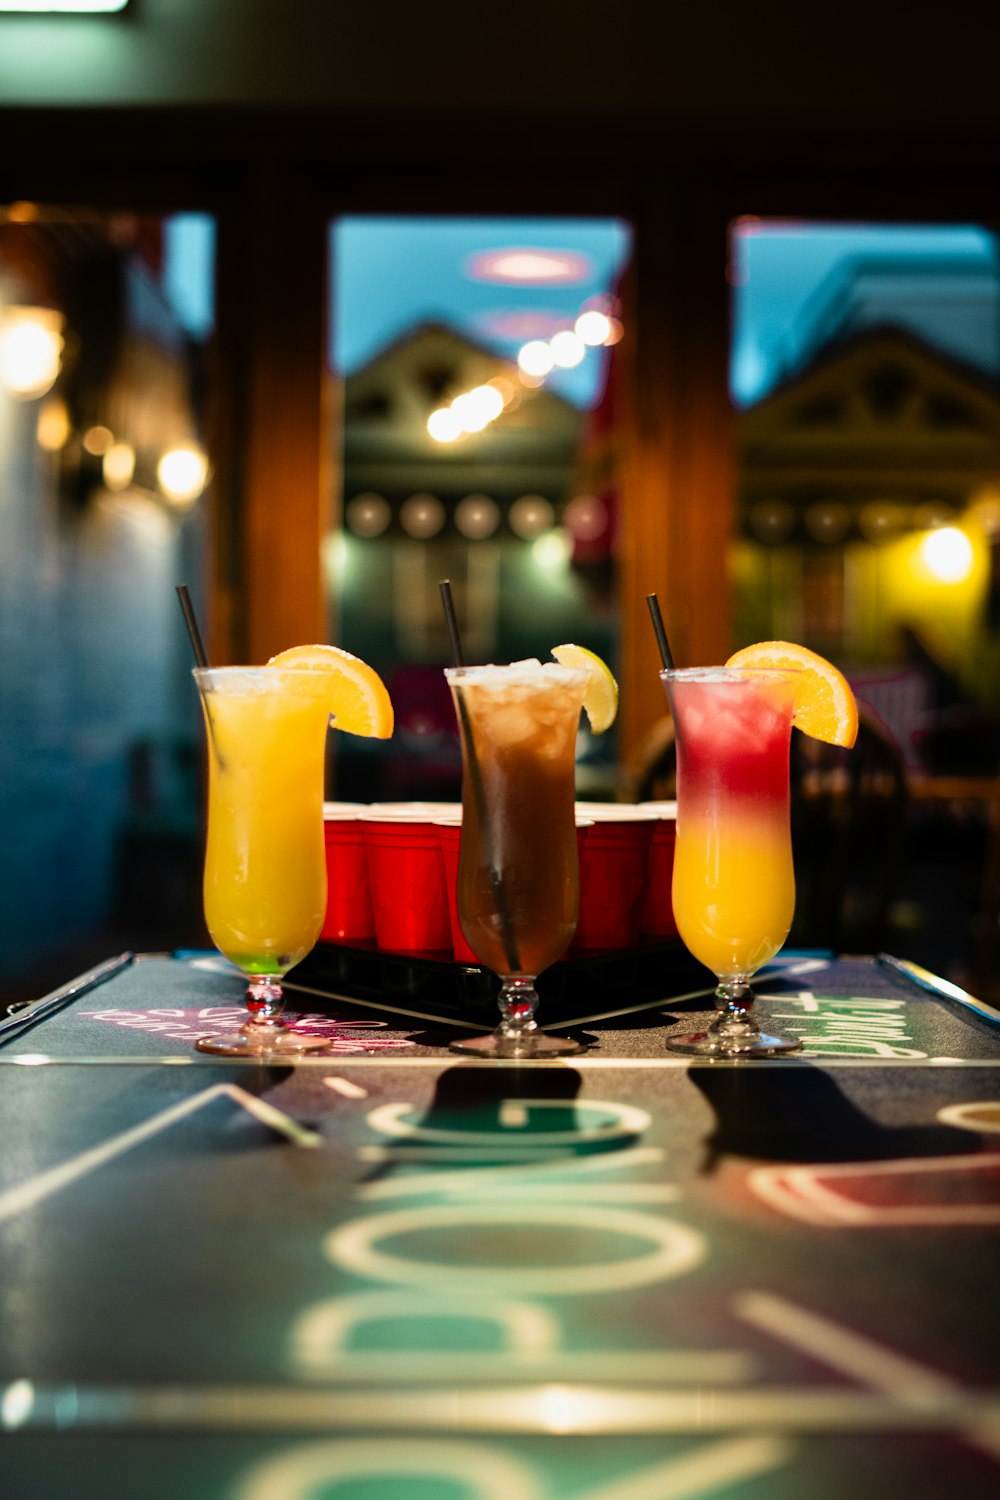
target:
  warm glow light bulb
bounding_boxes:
[575,310,613,346]
[920,526,974,583]
[345,492,391,537]
[36,396,71,452]
[157,445,208,506]
[455,494,500,539]
[518,340,555,378]
[532,529,571,571]
[103,441,136,491]
[400,493,445,539]
[509,494,554,539]
[564,493,609,541]
[0,309,64,400]
[451,385,503,432]
[82,424,114,456]
[550,330,585,368]
[428,408,462,443]
[472,384,505,422]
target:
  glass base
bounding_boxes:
[195,1028,330,1058]
[665,975,802,1058]
[450,973,580,1058]
[450,1031,581,1059]
[195,973,330,1057]
[666,1028,802,1058]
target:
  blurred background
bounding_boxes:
[2,1,999,1000]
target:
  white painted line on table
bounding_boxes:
[749,1154,1000,1228]
[3,1380,1000,1435]
[0,1084,320,1225]
[324,1076,369,1099]
[735,1289,1000,1463]
[3,1054,1000,1070]
[576,1434,795,1500]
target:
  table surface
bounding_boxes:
[1,946,999,1499]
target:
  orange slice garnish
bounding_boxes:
[267,644,394,739]
[725,640,858,748]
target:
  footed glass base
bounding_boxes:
[450,1030,581,1059]
[665,975,802,1059]
[195,1027,330,1057]
[666,1027,801,1058]
[449,973,581,1059]
[196,975,329,1057]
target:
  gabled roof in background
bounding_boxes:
[344,320,580,439]
[740,323,1000,466]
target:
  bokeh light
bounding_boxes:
[749,500,796,543]
[575,310,613,346]
[509,494,554,539]
[400,493,445,539]
[550,330,586,369]
[157,444,208,506]
[455,494,500,540]
[920,526,974,583]
[451,384,504,432]
[532,529,571,571]
[345,492,391,538]
[804,501,852,544]
[82,425,114,456]
[518,340,555,378]
[0,308,64,400]
[563,493,609,542]
[102,441,136,491]
[427,408,462,443]
[36,396,70,452]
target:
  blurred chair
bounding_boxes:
[972,772,1000,1001]
[622,715,676,803]
[789,706,909,953]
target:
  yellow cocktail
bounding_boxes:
[672,821,795,979]
[194,666,332,1056]
[662,666,801,1056]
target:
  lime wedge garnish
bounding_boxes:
[551,643,618,733]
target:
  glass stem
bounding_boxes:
[709,977,761,1043]
[244,976,288,1033]
[497,976,540,1040]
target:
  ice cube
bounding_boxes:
[492,704,539,747]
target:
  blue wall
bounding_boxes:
[0,380,204,985]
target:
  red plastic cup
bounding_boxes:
[361,808,453,954]
[637,800,679,940]
[369,802,461,818]
[571,805,657,952]
[433,816,480,965]
[321,806,375,943]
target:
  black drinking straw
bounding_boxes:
[176,584,224,766]
[438,579,521,974]
[646,592,676,671]
[176,584,210,669]
[438,579,465,667]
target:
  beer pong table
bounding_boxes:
[1,947,999,1498]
